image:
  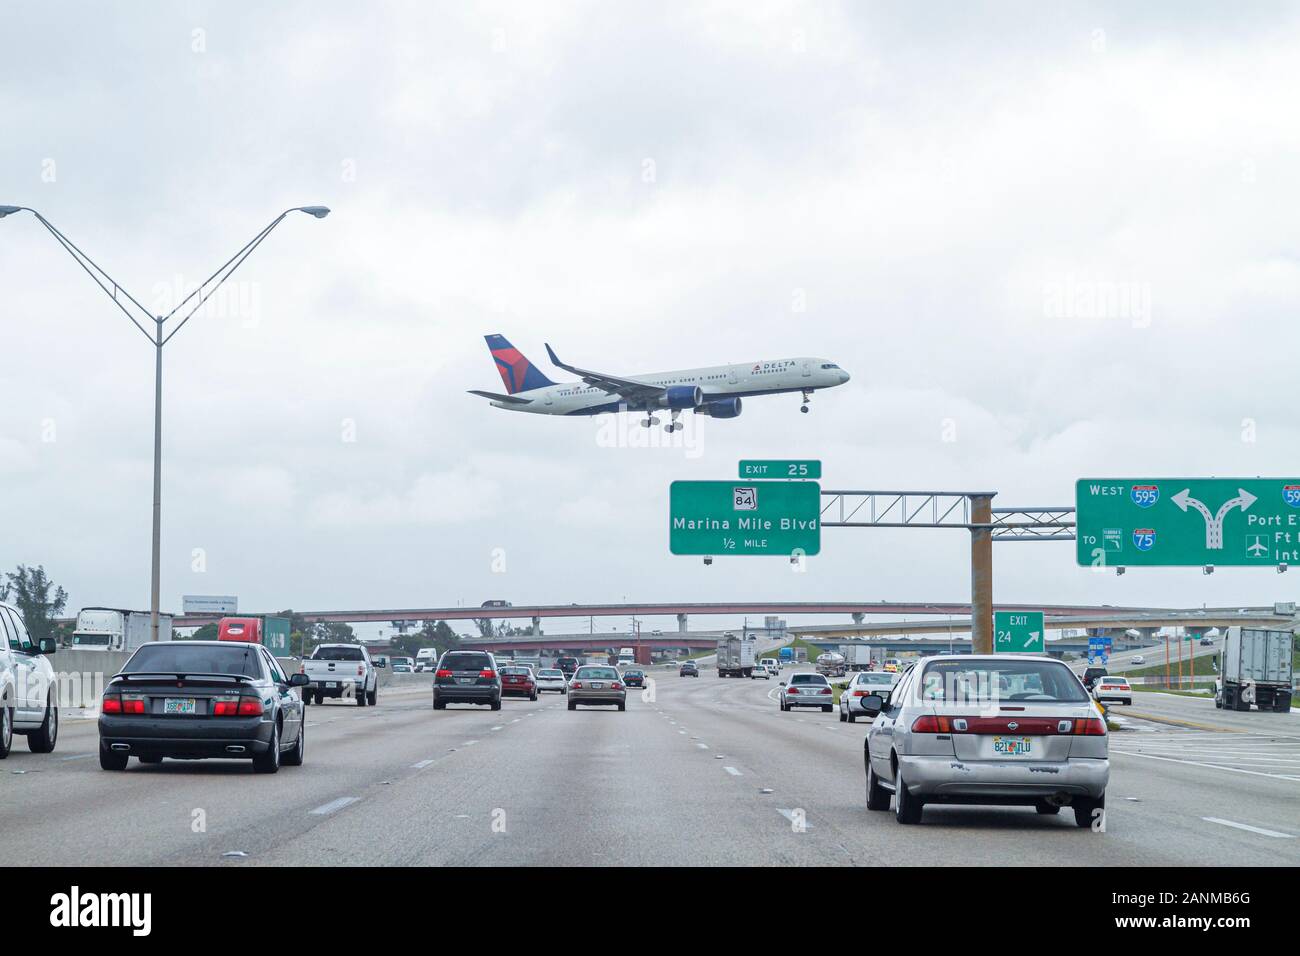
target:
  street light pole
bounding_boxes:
[0,204,330,640]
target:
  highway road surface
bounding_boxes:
[4,670,1298,866]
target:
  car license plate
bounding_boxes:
[993,736,1032,756]
[457,677,473,684]
[591,682,604,688]
[325,681,337,689]
[164,698,196,715]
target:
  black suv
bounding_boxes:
[432,651,502,710]
[1081,666,1108,692]
[555,656,580,677]
[679,661,699,677]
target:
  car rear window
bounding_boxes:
[577,667,618,679]
[537,669,563,677]
[312,646,364,661]
[124,643,263,678]
[790,673,828,685]
[501,666,531,675]
[441,652,491,671]
[920,660,1089,703]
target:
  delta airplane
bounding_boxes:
[469,334,850,431]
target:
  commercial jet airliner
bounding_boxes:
[469,334,850,431]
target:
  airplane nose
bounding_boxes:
[839,370,851,384]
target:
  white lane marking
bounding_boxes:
[59,753,94,761]
[696,743,708,749]
[412,759,434,769]
[310,797,359,815]
[511,718,520,723]
[1111,748,1300,782]
[776,808,813,828]
[463,740,479,746]
[491,726,503,731]
[724,766,742,776]
[1202,817,1296,839]
[678,730,687,735]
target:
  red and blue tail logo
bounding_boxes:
[485,334,556,394]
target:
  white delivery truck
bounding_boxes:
[715,634,755,678]
[838,644,874,671]
[617,646,636,667]
[1216,626,1293,712]
[71,607,173,651]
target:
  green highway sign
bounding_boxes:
[1076,478,1300,567]
[738,459,822,480]
[994,611,1044,653]
[670,480,821,556]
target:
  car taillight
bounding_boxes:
[1070,717,1107,736]
[571,681,583,689]
[212,697,240,716]
[820,687,832,695]
[101,694,122,714]
[121,695,146,715]
[480,669,496,679]
[611,682,622,690]
[357,665,364,676]
[238,697,264,716]
[435,669,452,678]
[911,715,959,733]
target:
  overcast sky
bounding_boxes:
[3,1,1299,636]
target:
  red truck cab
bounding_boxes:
[218,617,264,643]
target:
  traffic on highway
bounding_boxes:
[2,0,1294,940]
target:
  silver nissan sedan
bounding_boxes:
[861,655,1108,827]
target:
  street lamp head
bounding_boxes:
[295,205,331,219]
[0,205,25,218]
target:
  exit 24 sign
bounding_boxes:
[994,611,1045,654]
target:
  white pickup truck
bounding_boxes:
[302,644,378,707]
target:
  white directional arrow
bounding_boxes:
[1171,487,1256,550]
[1026,631,1041,650]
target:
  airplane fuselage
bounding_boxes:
[489,357,849,415]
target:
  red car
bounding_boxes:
[500,666,538,701]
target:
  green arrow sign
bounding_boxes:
[994,611,1044,653]
[1076,478,1300,567]
[670,480,821,556]
[738,459,822,480]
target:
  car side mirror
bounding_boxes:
[289,673,310,687]
[860,694,884,716]
[778,681,786,686]
[38,637,57,655]
[376,661,387,667]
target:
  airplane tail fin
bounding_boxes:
[485,334,556,394]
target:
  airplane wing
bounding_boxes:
[467,389,533,405]
[544,343,665,404]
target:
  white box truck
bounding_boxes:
[716,634,755,678]
[71,607,173,651]
[839,644,874,671]
[1216,627,1293,712]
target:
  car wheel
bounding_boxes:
[618,702,626,711]
[1073,792,1104,829]
[355,688,367,707]
[530,693,538,702]
[822,705,832,713]
[490,698,502,711]
[894,767,923,824]
[283,720,305,767]
[99,743,128,771]
[866,761,890,811]
[1034,800,1060,815]
[847,712,856,723]
[252,722,282,774]
[302,691,312,706]
[433,698,445,710]
[839,709,847,722]
[0,706,13,759]
[368,687,377,706]
[567,700,576,711]
[27,693,58,753]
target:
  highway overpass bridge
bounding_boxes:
[168,600,1208,630]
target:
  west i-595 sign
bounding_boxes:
[1076,478,1300,567]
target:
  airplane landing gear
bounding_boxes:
[800,389,812,413]
[640,415,661,428]
[664,410,683,433]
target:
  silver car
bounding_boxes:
[779,672,834,712]
[838,670,898,722]
[861,655,1108,826]
[567,665,627,711]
